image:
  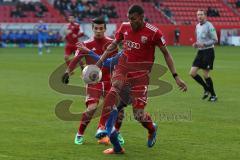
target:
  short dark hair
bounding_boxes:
[128,4,144,15]
[92,16,106,28]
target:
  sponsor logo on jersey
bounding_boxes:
[125,40,140,49]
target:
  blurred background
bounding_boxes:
[0,0,240,48]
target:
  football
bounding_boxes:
[82,65,102,84]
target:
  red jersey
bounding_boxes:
[84,37,117,81]
[115,22,166,63]
[69,36,117,82]
[65,22,83,45]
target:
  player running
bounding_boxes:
[94,5,187,154]
[64,15,84,66]
[62,17,125,145]
[190,10,218,102]
[36,20,50,55]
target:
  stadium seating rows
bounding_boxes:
[0,0,239,25]
[227,0,240,13]
[98,0,172,24]
[161,0,240,25]
[0,0,65,23]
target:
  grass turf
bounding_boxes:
[0,46,240,160]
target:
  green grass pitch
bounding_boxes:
[0,46,240,160]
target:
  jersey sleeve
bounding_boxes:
[88,50,100,61]
[103,51,122,68]
[153,29,166,47]
[198,22,218,47]
[207,22,218,45]
[115,23,124,42]
[68,50,85,72]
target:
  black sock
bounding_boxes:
[193,74,208,91]
[205,77,216,96]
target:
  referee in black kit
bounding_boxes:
[190,10,217,102]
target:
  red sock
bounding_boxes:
[78,111,94,135]
[97,90,119,128]
[140,113,155,134]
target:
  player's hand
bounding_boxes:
[196,42,204,48]
[192,42,198,48]
[72,34,77,38]
[198,43,204,48]
[193,42,204,48]
[62,72,69,84]
[76,42,90,54]
[175,77,187,92]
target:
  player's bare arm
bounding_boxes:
[76,42,90,54]
[62,51,84,84]
[160,46,187,92]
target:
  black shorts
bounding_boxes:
[192,48,215,70]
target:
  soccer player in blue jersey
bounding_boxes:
[36,20,50,55]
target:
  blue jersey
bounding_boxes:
[36,23,48,42]
[88,50,123,69]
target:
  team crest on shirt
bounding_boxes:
[141,36,148,44]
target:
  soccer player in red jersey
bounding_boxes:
[95,5,188,154]
[64,15,84,66]
[62,17,125,145]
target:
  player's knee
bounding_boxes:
[189,70,196,77]
[87,103,97,111]
[133,112,140,121]
[119,84,131,104]
[133,112,144,122]
[202,71,210,79]
[133,108,144,122]
[203,74,209,79]
[112,80,124,93]
[64,56,70,61]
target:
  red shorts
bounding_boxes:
[85,81,111,106]
[111,55,150,109]
[65,44,77,56]
[130,85,148,109]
